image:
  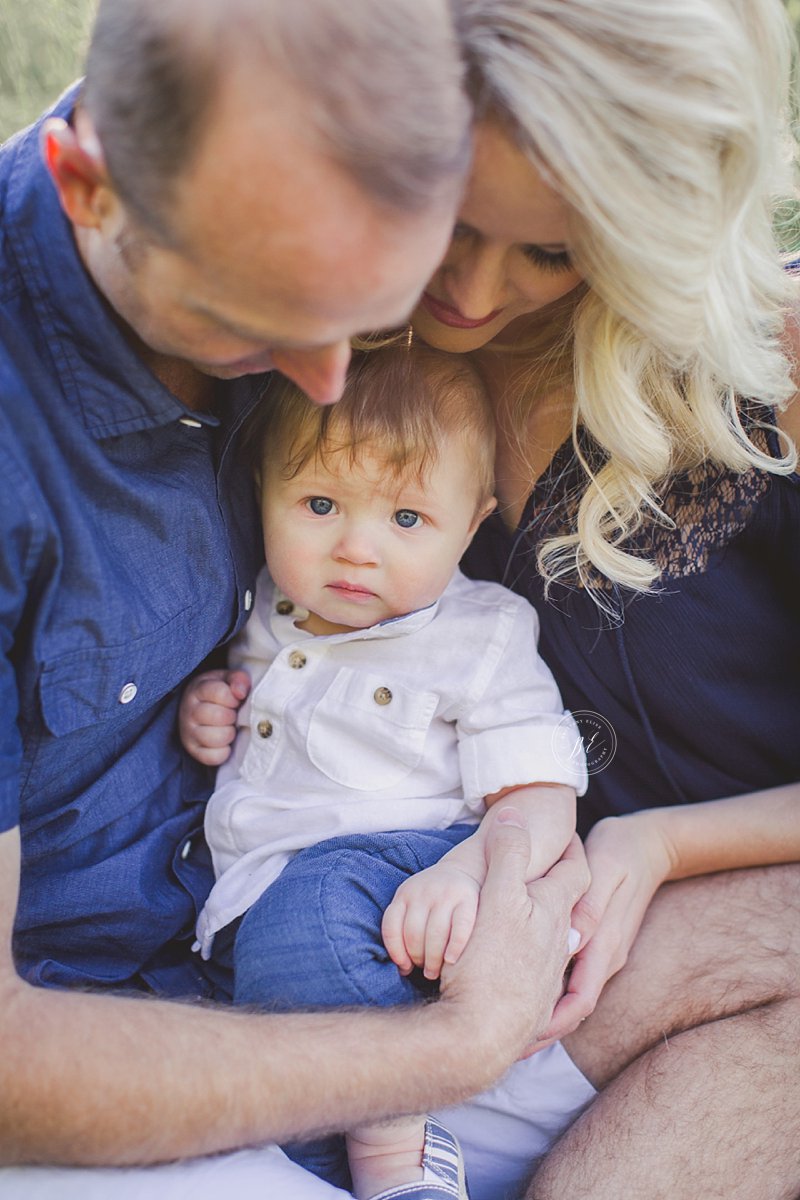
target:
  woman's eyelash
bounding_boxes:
[521,245,573,273]
[452,224,572,274]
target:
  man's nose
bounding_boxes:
[271,340,352,406]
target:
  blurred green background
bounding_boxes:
[0,0,96,141]
[2,0,800,255]
[3,0,800,143]
[2,0,800,143]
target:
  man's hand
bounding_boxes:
[178,668,251,766]
[438,812,591,1060]
[382,862,481,981]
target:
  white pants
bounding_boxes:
[0,1045,595,1200]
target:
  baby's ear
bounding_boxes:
[473,495,498,531]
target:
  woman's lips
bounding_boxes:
[420,292,503,329]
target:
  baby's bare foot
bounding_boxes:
[347,1120,425,1200]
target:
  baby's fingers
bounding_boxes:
[422,905,457,981]
[191,699,240,729]
[226,669,251,703]
[398,899,433,971]
[381,899,413,975]
[442,896,478,967]
[194,675,244,710]
[186,742,234,767]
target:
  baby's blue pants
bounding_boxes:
[225,825,476,1189]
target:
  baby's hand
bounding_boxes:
[382,863,481,982]
[179,668,250,766]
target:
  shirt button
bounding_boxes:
[244,589,253,612]
[118,682,138,704]
[373,686,393,706]
[257,719,273,739]
[180,839,193,860]
[179,417,203,428]
[276,599,294,615]
[288,650,307,669]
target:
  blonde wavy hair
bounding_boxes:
[457,0,799,593]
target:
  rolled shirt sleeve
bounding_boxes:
[456,594,588,801]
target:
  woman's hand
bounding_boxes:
[526,811,675,1051]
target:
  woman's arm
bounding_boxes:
[637,781,800,878]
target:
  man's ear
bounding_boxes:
[41,114,113,231]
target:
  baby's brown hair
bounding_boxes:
[249,343,496,514]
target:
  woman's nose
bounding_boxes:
[440,243,509,321]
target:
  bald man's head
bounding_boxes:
[82,0,470,243]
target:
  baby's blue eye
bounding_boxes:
[394,509,422,529]
[308,497,334,515]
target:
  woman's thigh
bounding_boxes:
[565,861,800,1086]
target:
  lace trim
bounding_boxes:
[517,407,774,587]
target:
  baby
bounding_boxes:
[180,345,587,1200]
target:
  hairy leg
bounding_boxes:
[529,863,800,1199]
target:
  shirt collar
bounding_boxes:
[6,83,263,439]
[268,591,442,647]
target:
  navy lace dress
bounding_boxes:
[464,410,800,835]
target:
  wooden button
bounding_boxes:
[257,719,273,738]
[373,687,393,706]
[276,600,294,615]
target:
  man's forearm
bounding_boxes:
[1,816,587,1168]
[0,976,504,1166]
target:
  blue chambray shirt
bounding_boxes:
[0,88,264,995]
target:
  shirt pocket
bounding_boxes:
[307,667,439,791]
[38,605,202,738]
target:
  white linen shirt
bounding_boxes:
[195,567,587,957]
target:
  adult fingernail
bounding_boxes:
[495,807,526,829]
[568,927,581,955]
